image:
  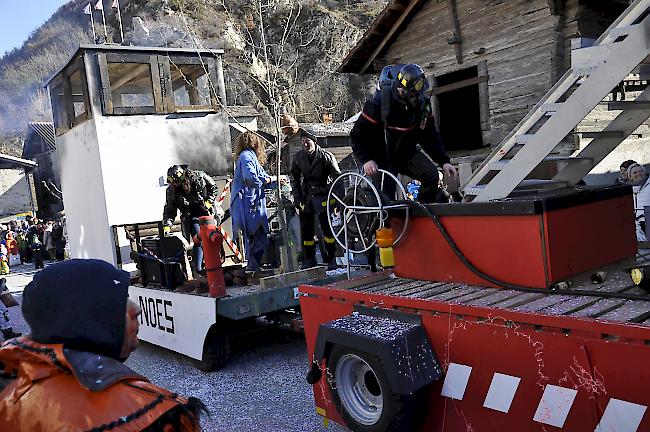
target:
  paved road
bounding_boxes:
[3,264,342,432]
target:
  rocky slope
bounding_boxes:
[0,0,387,145]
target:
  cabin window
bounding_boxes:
[49,81,69,136]
[170,63,212,109]
[161,56,218,112]
[107,62,156,112]
[98,53,163,115]
[69,66,90,126]
[431,62,489,153]
[48,56,91,136]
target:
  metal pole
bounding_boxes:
[89,3,97,42]
[344,208,351,280]
[99,1,108,41]
[115,0,124,43]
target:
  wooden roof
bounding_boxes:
[338,0,425,74]
[23,122,55,160]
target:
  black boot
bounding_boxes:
[301,243,317,269]
[324,238,338,271]
[2,328,21,340]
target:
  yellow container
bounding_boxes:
[379,246,395,267]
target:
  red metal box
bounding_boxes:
[392,186,637,288]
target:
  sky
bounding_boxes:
[0,0,70,56]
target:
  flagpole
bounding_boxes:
[115,0,124,44]
[99,1,108,41]
[86,3,97,42]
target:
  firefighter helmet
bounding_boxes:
[396,63,428,93]
[166,165,186,184]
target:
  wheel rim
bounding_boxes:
[335,354,384,425]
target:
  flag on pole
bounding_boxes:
[95,0,103,10]
[111,0,119,8]
[83,3,92,14]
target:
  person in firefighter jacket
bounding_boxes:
[291,130,341,270]
[351,63,457,203]
[163,165,220,276]
[0,259,206,431]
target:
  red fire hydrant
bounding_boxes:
[195,215,226,298]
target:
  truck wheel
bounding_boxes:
[195,327,230,372]
[327,345,425,432]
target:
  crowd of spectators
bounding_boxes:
[0,217,66,273]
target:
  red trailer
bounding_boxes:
[300,186,650,432]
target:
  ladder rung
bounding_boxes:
[607,101,650,110]
[543,155,593,163]
[607,25,636,40]
[488,161,507,171]
[541,103,564,113]
[489,156,592,172]
[464,185,486,196]
[573,66,598,76]
[515,134,535,144]
[579,131,625,139]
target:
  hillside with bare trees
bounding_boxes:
[0,0,386,149]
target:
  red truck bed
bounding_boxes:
[300,271,650,431]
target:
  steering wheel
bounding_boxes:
[326,169,409,254]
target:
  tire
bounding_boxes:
[195,326,230,372]
[327,345,426,432]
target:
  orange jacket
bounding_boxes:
[5,234,18,255]
[0,338,201,431]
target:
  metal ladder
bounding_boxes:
[462,0,650,202]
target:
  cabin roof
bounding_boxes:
[44,44,225,87]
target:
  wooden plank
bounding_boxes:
[428,75,488,96]
[364,278,424,294]
[513,295,573,313]
[397,282,447,297]
[477,60,491,131]
[376,280,433,295]
[259,266,326,290]
[410,283,457,299]
[541,296,600,315]
[466,289,522,307]
[429,285,481,302]
[359,0,425,73]
[491,292,545,309]
[598,300,650,323]
[350,279,397,292]
[150,55,164,114]
[97,53,113,115]
[447,287,498,304]
[329,271,391,291]
[569,298,628,318]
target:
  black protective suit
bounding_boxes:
[162,170,218,274]
[291,145,341,267]
[351,85,451,203]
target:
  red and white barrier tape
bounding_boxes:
[217,179,232,204]
[218,226,242,261]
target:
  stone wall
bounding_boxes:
[0,169,33,218]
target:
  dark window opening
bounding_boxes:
[434,66,485,152]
